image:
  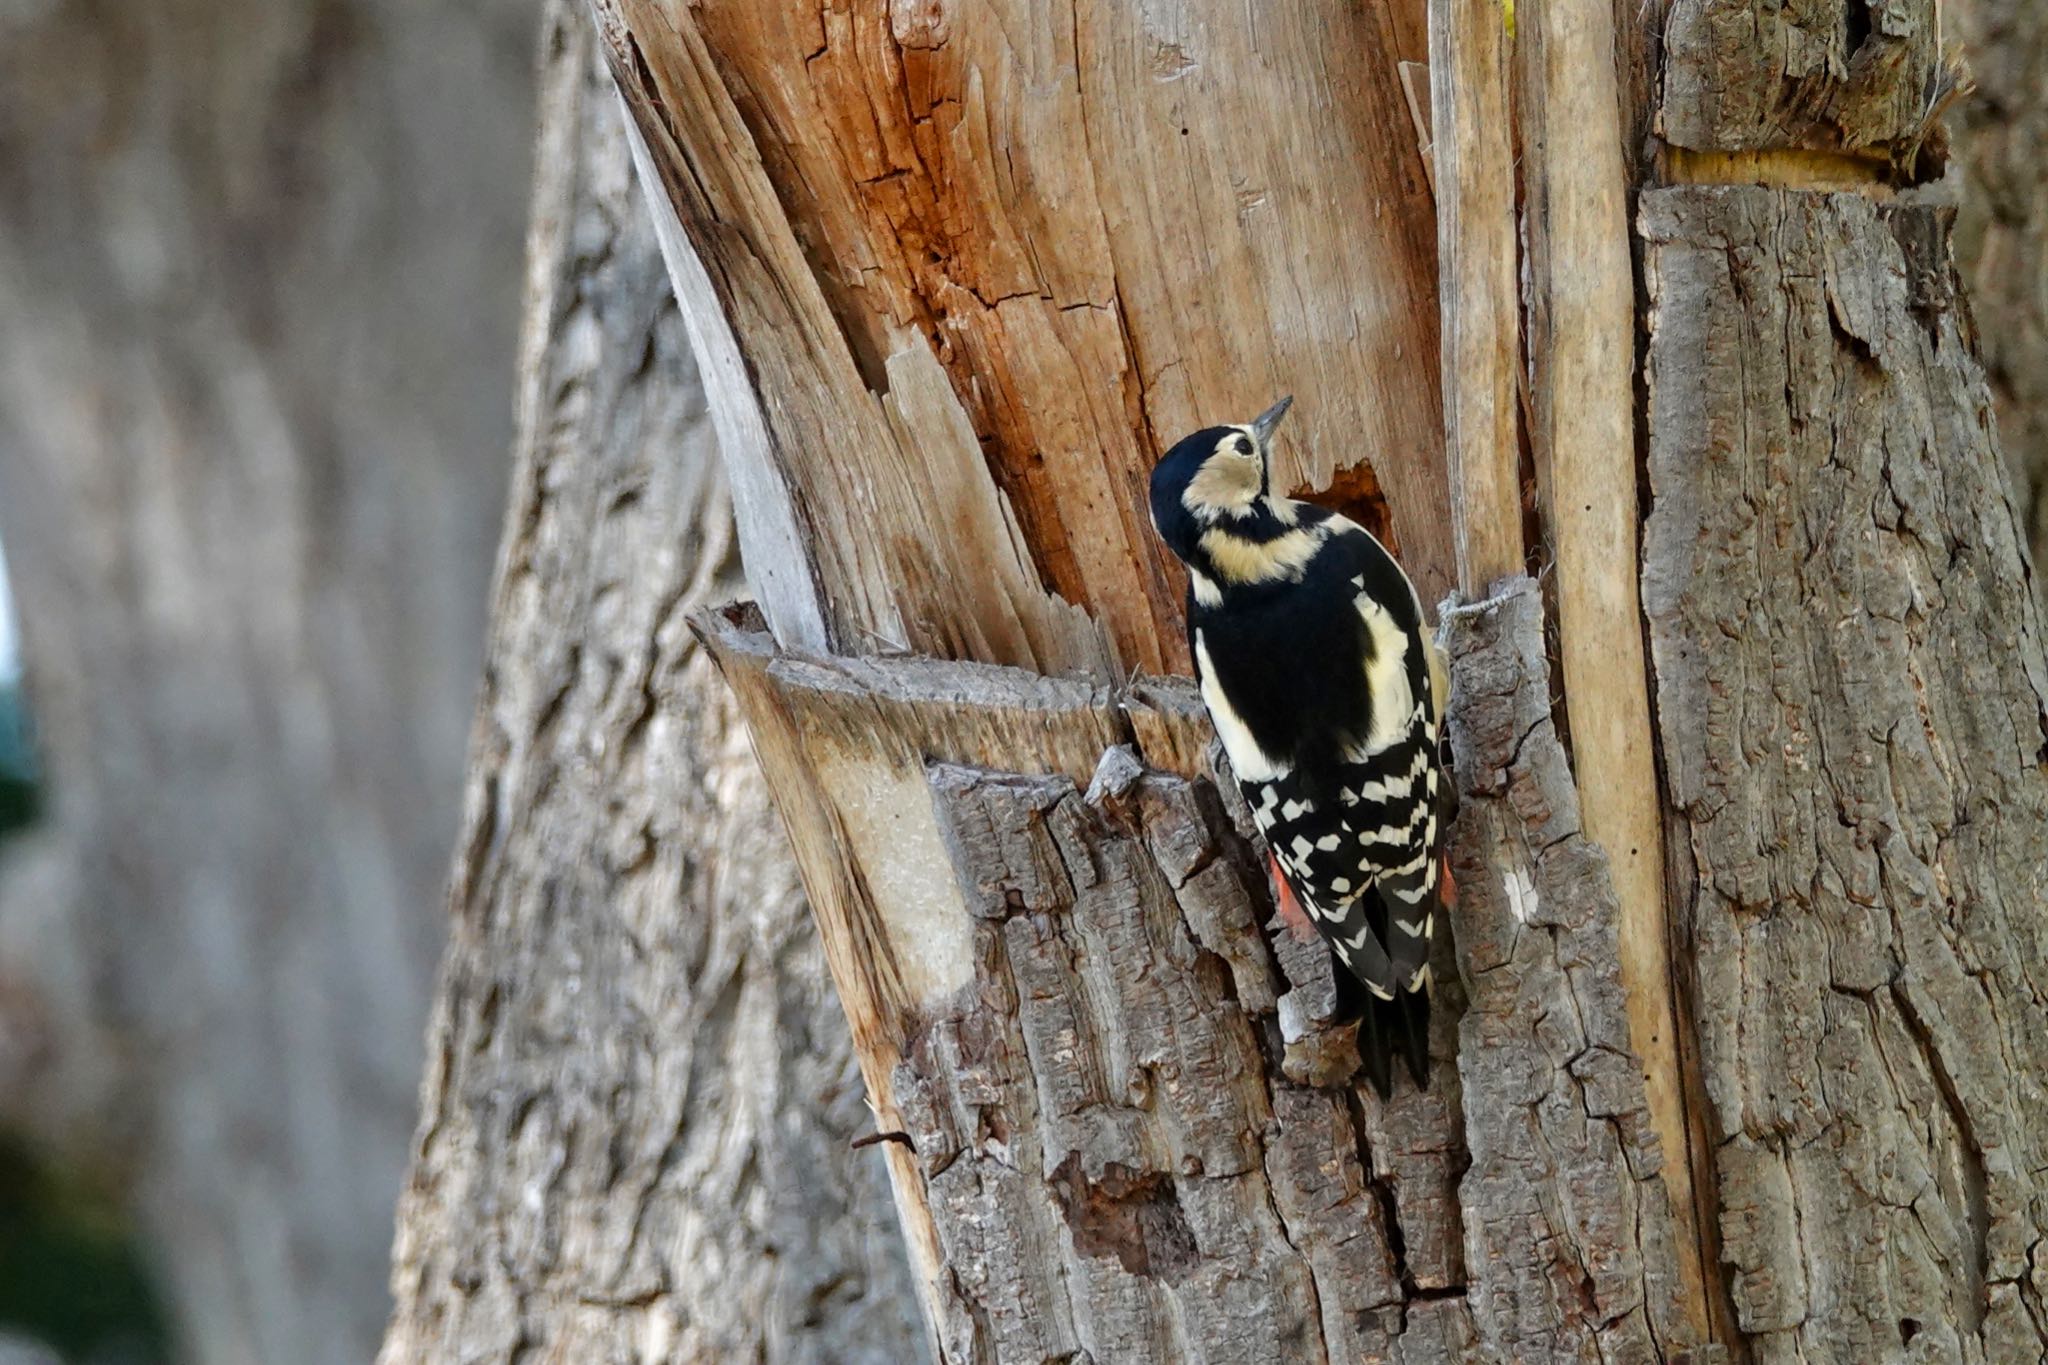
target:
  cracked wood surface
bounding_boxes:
[378,13,924,1361]
[1659,0,1951,168]
[591,0,1451,676]
[1642,186,2048,1363]
[1514,0,1707,1337]
[1443,580,1705,1362]
[698,580,1701,1362]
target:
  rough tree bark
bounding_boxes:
[1642,0,2048,1359]
[379,0,2048,1359]
[378,9,926,1361]
[1643,189,2048,1363]
[0,1,531,1361]
[585,0,1708,1358]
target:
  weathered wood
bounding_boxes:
[1660,0,1949,164]
[1642,185,2048,1362]
[700,607,1467,1362]
[1515,0,1709,1338]
[566,3,2048,1362]
[1428,0,1525,594]
[594,0,1452,676]
[696,584,1710,1361]
[378,14,924,1361]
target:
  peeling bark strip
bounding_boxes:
[591,0,1452,676]
[1442,579,1704,1361]
[379,14,924,1361]
[699,585,1706,1362]
[1659,0,1951,165]
[1514,0,1709,1332]
[1642,186,2048,1362]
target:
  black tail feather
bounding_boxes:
[1330,958,1432,1099]
[1394,987,1431,1089]
[1354,984,1395,1099]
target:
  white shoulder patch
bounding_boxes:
[1354,596,1416,757]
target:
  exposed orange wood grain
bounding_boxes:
[596,0,1449,676]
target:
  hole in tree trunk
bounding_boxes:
[1290,461,1397,554]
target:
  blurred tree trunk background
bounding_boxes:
[0,0,534,1360]
[1951,0,2048,605]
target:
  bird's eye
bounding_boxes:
[1235,437,1253,456]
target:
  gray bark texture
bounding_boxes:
[377,10,926,1363]
[1642,186,2048,1362]
[0,0,531,1360]
[695,575,1707,1363]
[1950,0,2048,606]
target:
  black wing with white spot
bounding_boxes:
[1190,513,1449,1095]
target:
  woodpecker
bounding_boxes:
[1148,396,1451,1097]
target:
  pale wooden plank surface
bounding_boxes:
[1428,0,1525,594]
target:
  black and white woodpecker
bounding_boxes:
[1148,396,1451,1097]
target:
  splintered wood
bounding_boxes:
[1427,0,1524,594]
[1661,0,1950,162]
[593,0,1451,676]
[1513,0,1705,1336]
[698,589,1703,1362]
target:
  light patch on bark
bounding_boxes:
[813,753,978,1001]
[1503,867,1537,924]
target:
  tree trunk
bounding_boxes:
[1642,186,2048,1364]
[525,0,2047,1359]
[377,8,927,1361]
[0,0,531,1360]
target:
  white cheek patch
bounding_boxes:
[1183,452,1261,517]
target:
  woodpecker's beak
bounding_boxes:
[1250,395,1294,445]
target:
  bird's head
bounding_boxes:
[1148,395,1293,566]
